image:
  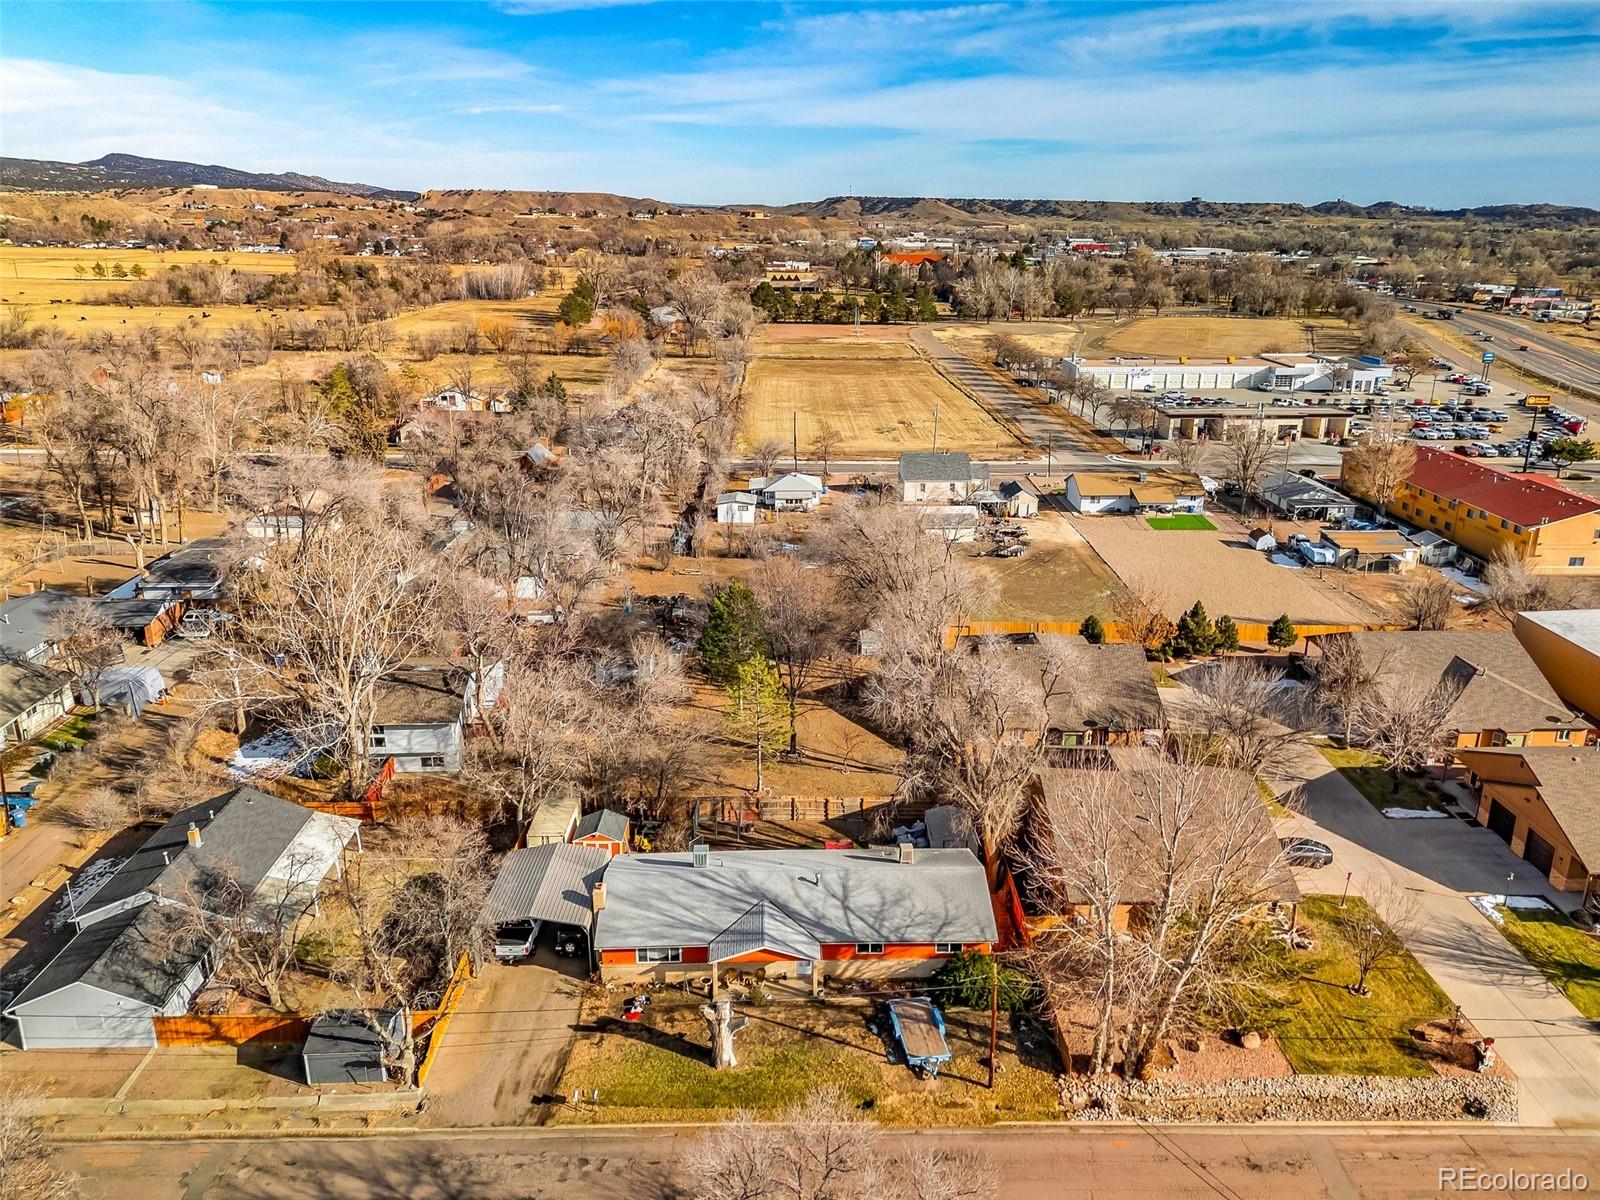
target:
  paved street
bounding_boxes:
[1269,739,1600,1129]
[62,1125,1600,1199]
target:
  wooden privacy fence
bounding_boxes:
[695,794,889,825]
[947,618,1389,648]
[154,1014,313,1047]
[413,952,475,1090]
[266,756,394,823]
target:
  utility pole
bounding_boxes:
[1522,409,1539,474]
[932,403,940,452]
[987,954,999,1090]
[791,409,799,472]
[1046,433,1054,477]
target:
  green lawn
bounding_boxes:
[1249,895,1455,1076]
[36,712,102,752]
[1316,744,1441,812]
[1147,514,1216,531]
[1492,905,1600,1019]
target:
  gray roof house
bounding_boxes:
[898,452,991,504]
[107,537,231,604]
[594,847,996,989]
[4,903,215,1049]
[0,661,74,748]
[1310,631,1589,745]
[1259,472,1358,521]
[0,589,93,664]
[369,661,492,774]
[69,786,360,930]
[483,842,612,931]
[4,787,359,1050]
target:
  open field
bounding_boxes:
[1067,511,1377,625]
[1251,896,1460,1077]
[933,320,1109,361]
[741,334,1023,457]
[1098,315,1361,359]
[962,509,1126,621]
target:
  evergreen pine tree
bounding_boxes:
[1268,613,1298,649]
[1173,601,1218,657]
[1080,614,1105,645]
[698,581,770,684]
[1214,614,1240,653]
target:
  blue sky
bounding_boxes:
[3,1,1598,206]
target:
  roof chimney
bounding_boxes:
[186,822,202,847]
[591,881,606,911]
[692,843,711,869]
[1137,471,1149,483]
[898,842,916,865]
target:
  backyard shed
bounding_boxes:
[301,1010,403,1085]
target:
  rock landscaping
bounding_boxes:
[1063,1072,1517,1124]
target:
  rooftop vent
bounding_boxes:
[692,843,710,869]
[898,842,916,865]
[186,822,203,847]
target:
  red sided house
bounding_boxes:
[572,809,630,856]
[593,845,996,993]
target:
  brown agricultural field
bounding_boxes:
[741,331,1023,458]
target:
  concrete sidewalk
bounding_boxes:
[1270,740,1600,1129]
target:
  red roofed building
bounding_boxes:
[882,251,945,270]
[1341,447,1600,574]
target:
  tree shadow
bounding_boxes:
[586,1014,710,1066]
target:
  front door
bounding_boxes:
[1523,829,1557,878]
[1486,800,1517,844]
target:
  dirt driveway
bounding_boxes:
[1068,511,1382,624]
[420,944,585,1127]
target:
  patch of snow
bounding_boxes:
[51,856,125,928]
[1268,553,1304,569]
[1469,893,1559,924]
[1438,565,1488,595]
[228,728,319,780]
[1382,807,1450,819]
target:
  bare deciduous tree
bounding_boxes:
[1218,426,1281,512]
[1354,674,1466,796]
[0,1085,78,1200]
[1339,878,1420,997]
[753,557,843,753]
[219,512,439,793]
[47,599,123,706]
[1396,574,1455,631]
[1181,657,1302,777]
[750,438,787,479]
[1342,423,1416,517]
[683,1088,993,1200]
[1482,546,1564,623]
[1309,634,1383,746]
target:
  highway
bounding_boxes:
[57,1123,1600,1199]
[1428,306,1600,400]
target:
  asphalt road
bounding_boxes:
[63,1125,1600,1199]
[1426,307,1600,400]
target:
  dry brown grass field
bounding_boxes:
[1097,315,1360,359]
[741,331,1022,457]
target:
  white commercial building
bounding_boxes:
[1061,353,1391,395]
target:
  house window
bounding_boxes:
[370,727,387,748]
[1569,557,1586,568]
[854,942,885,956]
[1429,515,1438,526]
[1515,525,1525,535]
[1501,519,1510,530]
[935,942,961,955]
[1400,502,1410,513]
[1448,500,1458,510]
[636,947,682,964]
[419,755,447,770]
[1444,522,1453,532]
[1556,729,1572,743]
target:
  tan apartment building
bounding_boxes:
[1513,609,1600,722]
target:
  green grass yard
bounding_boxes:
[36,711,101,752]
[1316,744,1441,812]
[1491,904,1600,1019]
[1146,514,1216,531]
[1251,895,1455,1076]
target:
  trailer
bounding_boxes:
[885,998,952,1079]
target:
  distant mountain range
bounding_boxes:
[0,153,417,200]
[2,153,1594,227]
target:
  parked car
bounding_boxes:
[174,611,216,640]
[1516,344,1531,352]
[1280,837,1334,868]
[551,924,589,960]
[493,919,542,961]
